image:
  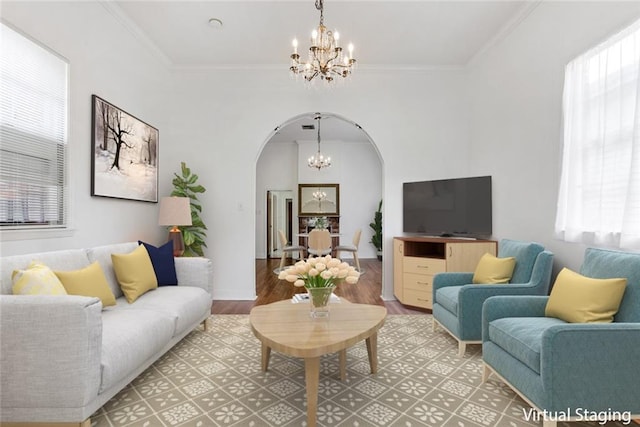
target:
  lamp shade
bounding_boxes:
[158,197,192,226]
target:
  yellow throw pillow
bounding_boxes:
[12,262,68,295]
[472,253,516,284]
[545,268,627,323]
[111,245,158,303]
[55,262,116,307]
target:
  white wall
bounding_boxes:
[0,2,172,256]
[467,1,640,274]
[256,142,299,258]
[167,69,471,299]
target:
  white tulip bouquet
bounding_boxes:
[278,255,360,288]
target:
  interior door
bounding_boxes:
[267,190,294,258]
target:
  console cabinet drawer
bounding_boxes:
[403,288,432,309]
[403,272,433,291]
[403,257,445,275]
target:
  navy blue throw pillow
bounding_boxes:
[138,241,178,286]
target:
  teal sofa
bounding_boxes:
[432,239,554,356]
[482,247,640,426]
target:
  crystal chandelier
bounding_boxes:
[308,115,331,170]
[290,0,356,83]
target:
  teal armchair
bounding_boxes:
[482,248,640,426]
[432,239,554,356]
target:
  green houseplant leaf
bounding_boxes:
[369,199,383,257]
[170,162,208,257]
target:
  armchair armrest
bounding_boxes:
[175,256,213,298]
[433,272,474,292]
[453,286,546,341]
[0,295,102,422]
[541,323,640,412]
[482,295,549,341]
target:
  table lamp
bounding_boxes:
[158,196,192,256]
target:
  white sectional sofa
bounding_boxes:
[0,242,213,426]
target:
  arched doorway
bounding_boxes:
[255,112,384,294]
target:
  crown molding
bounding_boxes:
[99,0,173,68]
[171,63,466,72]
[466,0,542,68]
[98,0,537,73]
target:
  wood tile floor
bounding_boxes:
[211,258,427,315]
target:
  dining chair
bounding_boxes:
[307,229,332,257]
[278,230,306,272]
[335,229,361,271]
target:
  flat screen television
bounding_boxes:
[403,175,492,237]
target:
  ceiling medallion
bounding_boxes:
[290,0,356,84]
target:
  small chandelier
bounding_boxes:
[312,190,327,201]
[308,115,331,170]
[290,0,356,83]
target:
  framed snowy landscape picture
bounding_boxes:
[91,95,158,202]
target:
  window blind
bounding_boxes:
[0,22,68,228]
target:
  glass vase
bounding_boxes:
[307,286,334,319]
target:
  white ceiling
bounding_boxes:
[112,0,536,142]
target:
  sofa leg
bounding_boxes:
[482,364,491,382]
[201,319,208,332]
[457,341,466,357]
[432,319,437,332]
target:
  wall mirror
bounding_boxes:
[298,183,340,216]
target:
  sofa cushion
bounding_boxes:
[545,268,627,323]
[111,245,158,303]
[99,307,174,393]
[55,262,117,308]
[488,317,567,374]
[2,249,90,295]
[138,241,178,286]
[472,253,516,284]
[117,286,211,336]
[12,262,68,295]
[498,240,544,284]
[86,242,138,299]
[435,286,462,315]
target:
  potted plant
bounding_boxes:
[369,199,383,260]
[314,216,328,229]
[171,162,207,257]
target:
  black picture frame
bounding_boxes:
[91,95,158,202]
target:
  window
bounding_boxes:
[0,21,68,229]
[555,18,640,249]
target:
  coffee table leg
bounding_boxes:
[261,343,271,371]
[339,349,347,381]
[305,356,320,427]
[365,332,378,374]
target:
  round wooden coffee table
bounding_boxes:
[249,298,387,427]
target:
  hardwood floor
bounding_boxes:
[211,257,428,315]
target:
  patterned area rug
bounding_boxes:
[91,314,630,427]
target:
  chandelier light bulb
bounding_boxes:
[334,31,340,41]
